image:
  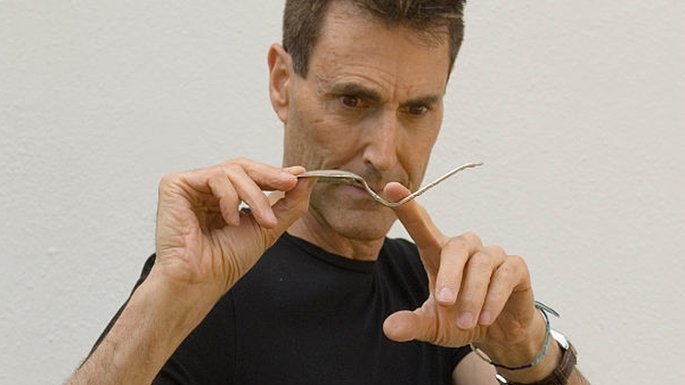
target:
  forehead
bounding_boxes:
[307,2,451,95]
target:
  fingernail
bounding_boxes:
[479,311,493,326]
[284,166,304,174]
[457,312,474,329]
[437,288,455,303]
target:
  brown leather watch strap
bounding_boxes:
[499,342,577,385]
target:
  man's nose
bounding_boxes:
[362,111,400,172]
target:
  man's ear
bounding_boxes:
[268,44,292,124]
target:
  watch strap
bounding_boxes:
[498,341,577,385]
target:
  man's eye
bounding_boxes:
[340,95,361,108]
[407,105,429,116]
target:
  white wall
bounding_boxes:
[1,1,683,384]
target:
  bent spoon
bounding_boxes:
[297,162,483,207]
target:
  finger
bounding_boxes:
[455,245,506,329]
[266,178,316,238]
[478,255,530,326]
[382,182,445,254]
[225,167,278,228]
[383,309,434,343]
[168,160,301,199]
[223,158,302,192]
[434,236,480,306]
[207,172,241,226]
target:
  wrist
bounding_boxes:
[476,303,559,383]
[479,307,548,364]
[495,337,561,383]
[498,332,578,385]
[141,271,219,334]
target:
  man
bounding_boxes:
[68,1,589,384]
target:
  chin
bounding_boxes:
[310,185,396,241]
[329,215,394,241]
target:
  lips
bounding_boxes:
[363,183,385,196]
[326,168,405,197]
[347,183,371,195]
[332,183,373,202]
[347,180,388,201]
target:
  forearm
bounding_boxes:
[66,273,214,385]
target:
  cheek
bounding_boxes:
[290,101,362,167]
[312,125,362,167]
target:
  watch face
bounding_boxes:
[551,329,570,350]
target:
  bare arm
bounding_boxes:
[66,159,314,385]
[67,275,210,384]
[452,352,498,385]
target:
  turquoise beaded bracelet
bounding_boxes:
[469,301,560,371]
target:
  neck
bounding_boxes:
[288,212,386,261]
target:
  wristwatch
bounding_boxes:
[496,329,577,385]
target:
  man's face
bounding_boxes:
[281,2,451,241]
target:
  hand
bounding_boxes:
[381,182,546,368]
[152,158,315,303]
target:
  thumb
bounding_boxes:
[383,309,433,343]
[269,178,315,235]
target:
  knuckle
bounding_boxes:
[159,172,181,189]
[221,163,241,176]
[207,168,223,183]
[468,252,493,271]
[216,159,245,175]
[446,236,467,250]
[460,231,482,246]
[159,173,174,186]
[486,244,506,257]
[503,255,529,277]
[213,164,228,174]
[511,255,530,271]
[495,262,515,279]
[508,254,527,268]
[229,156,248,165]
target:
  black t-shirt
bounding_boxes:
[95,233,469,384]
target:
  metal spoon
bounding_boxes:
[297,162,483,207]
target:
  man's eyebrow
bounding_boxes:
[321,80,442,106]
[326,82,384,103]
[402,94,442,108]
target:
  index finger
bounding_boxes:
[222,158,304,192]
[382,182,446,254]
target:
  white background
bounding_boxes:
[2,1,683,384]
